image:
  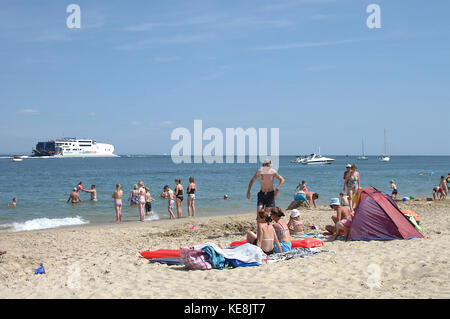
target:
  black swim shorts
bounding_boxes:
[257,191,275,208]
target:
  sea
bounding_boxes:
[0,155,448,232]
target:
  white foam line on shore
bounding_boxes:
[1,216,89,232]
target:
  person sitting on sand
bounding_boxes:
[84,185,97,201]
[325,198,352,235]
[112,184,123,223]
[390,180,398,200]
[163,185,176,219]
[67,188,81,204]
[8,197,17,207]
[305,192,319,208]
[339,192,349,206]
[287,209,304,236]
[334,214,352,241]
[246,210,282,255]
[270,207,292,253]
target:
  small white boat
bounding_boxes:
[357,139,368,160]
[302,149,335,165]
[378,129,390,162]
[11,156,23,162]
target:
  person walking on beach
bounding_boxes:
[67,188,81,204]
[128,184,139,206]
[138,181,146,221]
[84,185,98,201]
[390,180,398,200]
[247,159,285,215]
[8,197,17,207]
[174,178,184,218]
[163,185,176,219]
[187,176,197,217]
[344,164,360,212]
[145,186,155,217]
[112,184,123,223]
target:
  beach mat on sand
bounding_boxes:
[139,249,180,259]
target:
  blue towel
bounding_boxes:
[230,259,260,268]
[202,246,230,270]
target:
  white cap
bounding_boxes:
[290,209,300,218]
[263,159,272,165]
[346,164,351,168]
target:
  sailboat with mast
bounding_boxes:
[357,138,368,160]
[379,129,390,162]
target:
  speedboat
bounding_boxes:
[302,153,335,165]
[11,156,23,162]
[379,155,390,162]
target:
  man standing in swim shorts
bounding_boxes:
[247,159,285,215]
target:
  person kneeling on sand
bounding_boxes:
[287,189,311,210]
[246,211,282,255]
[305,192,319,208]
[287,209,304,236]
[325,198,352,235]
[270,207,292,253]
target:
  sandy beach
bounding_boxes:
[0,199,449,299]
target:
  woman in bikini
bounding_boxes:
[186,176,196,218]
[128,184,139,206]
[174,178,184,219]
[345,164,360,212]
[270,207,292,253]
[138,181,146,221]
[246,211,282,255]
[112,184,123,223]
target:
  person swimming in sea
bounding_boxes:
[67,188,81,204]
[84,185,98,201]
[8,197,17,207]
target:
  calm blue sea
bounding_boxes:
[0,155,448,231]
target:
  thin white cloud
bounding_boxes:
[252,39,364,51]
[17,109,40,115]
[115,33,216,51]
[153,56,180,63]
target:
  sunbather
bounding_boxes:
[287,209,304,235]
[246,211,282,255]
[270,207,292,253]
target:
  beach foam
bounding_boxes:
[7,216,89,232]
[144,211,160,221]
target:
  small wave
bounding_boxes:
[144,211,160,221]
[6,216,89,232]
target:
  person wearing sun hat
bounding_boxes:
[326,198,352,238]
[287,209,304,236]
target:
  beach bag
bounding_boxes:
[180,247,212,270]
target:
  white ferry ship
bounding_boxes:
[32,138,118,158]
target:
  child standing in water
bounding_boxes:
[163,185,176,219]
[145,187,155,217]
[390,180,398,199]
[112,184,123,223]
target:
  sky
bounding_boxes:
[0,0,449,155]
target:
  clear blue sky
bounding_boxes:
[1,0,449,155]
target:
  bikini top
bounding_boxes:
[275,222,289,237]
[188,186,196,194]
